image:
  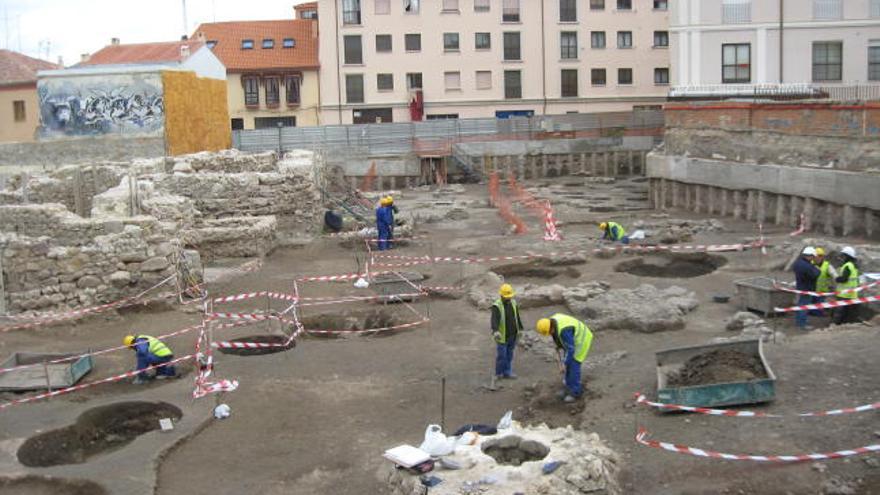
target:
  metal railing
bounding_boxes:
[668,83,880,102]
[233,110,665,156]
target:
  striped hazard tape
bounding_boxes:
[636,428,880,462]
[634,393,880,418]
[304,318,428,336]
[773,280,880,297]
[774,295,880,313]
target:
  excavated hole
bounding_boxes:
[217,334,295,356]
[481,435,550,466]
[300,309,406,339]
[615,253,727,278]
[492,261,582,280]
[17,401,181,467]
[0,475,108,495]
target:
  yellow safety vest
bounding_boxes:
[492,298,520,344]
[815,261,833,293]
[607,222,626,241]
[138,335,173,357]
[550,313,593,363]
[837,261,859,300]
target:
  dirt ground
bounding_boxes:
[1,179,878,495]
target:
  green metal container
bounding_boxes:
[655,339,776,409]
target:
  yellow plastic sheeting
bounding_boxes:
[162,71,231,155]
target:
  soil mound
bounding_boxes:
[667,349,768,387]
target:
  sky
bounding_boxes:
[1,0,310,66]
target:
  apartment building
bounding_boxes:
[0,49,59,143]
[671,0,880,86]
[317,0,670,124]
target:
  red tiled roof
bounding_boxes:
[193,20,318,72]
[0,49,60,85]
[80,40,205,67]
[295,2,318,11]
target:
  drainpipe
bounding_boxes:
[334,0,343,124]
[779,0,784,83]
[540,0,547,115]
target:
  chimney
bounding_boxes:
[196,31,206,42]
[111,37,120,45]
[80,53,91,63]
[180,44,190,58]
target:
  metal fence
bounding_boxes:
[233,111,665,156]
[668,83,880,102]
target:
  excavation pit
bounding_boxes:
[300,309,407,338]
[0,475,108,495]
[481,435,550,466]
[17,401,182,467]
[217,335,295,356]
[491,261,581,280]
[615,253,727,278]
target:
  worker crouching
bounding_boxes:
[124,334,177,385]
[536,314,594,403]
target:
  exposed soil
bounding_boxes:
[481,435,550,466]
[17,401,182,467]
[615,253,727,278]
[491,261,581,280]
[217,335,296,356]
[666,349,769,387]
[299,308,407,338]
[0,475,108,495]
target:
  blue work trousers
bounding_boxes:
[794,294,812,328]
[495,339,516,377]
[564,360,582,397]
[137,353,176,379]
[377,226,393,251]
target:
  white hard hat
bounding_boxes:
[802,246,817,256]
[841,246,857,258]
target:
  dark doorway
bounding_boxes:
[254,116,296,129]
[231,118,244,130]
[353,108,393,124]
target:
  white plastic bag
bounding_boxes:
[629,230,646,240]
[213,404,231,419]
[418,424,456,456]
[497,410,513,430]
[353,277,369,289]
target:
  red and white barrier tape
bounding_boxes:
[636,428,880,462]
[543,205,563,242]
[296,271,389,282]
[773,280,880,297]
[212,291,298,304]
[304,318,428,336]
[790,213,806,237]
[634,393,880,418]
[774,295,880,313]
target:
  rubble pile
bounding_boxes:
[570,284,699,333]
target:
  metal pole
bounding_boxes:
[779,0,784,83]
[440,376,446,432]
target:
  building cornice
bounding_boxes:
[320,95,668,111]
[670,18,880,33]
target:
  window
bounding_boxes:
[405,33,421,51]
[343,0,362,24]
[285,75,301,105]
[243,76,259,106]
[241,39,254,49]
[561,69,578,97]
[590,0,604,9]
[813,41,842,81]
[444,33,460,51]
[654,31,669,47]
[476,70,492,89]
[617,0,632,10]
[813,0,842,20]
[722,0,751,24]
[560,32,578,59]
[426,114,459,120]
[265,77,280,106]
[442,0,459,11]
[262,39,274,49]
[618,68,633,85]
[504,32,521,60]
[722,43,751,83]
[375,0,390,14]
[504,70,522,98]
[617,31,633,49]
[343,35,363,64]
[283,38,295,48]
[376,34,392,52]
[872,0,880,17]
[591,31,606,48]
[231,118,244,130]
[653,0,667,9]
[255,117,295,129]
[406,72,423,90]
[13,100,25,122]
[346,74,364,103]
[377,73,394,91]
[404,0,419,13]
[207,40,217,49]
[445,71,461,90]
[474,0,490,12]
[654,67,670,84]
[870,43,880,81]
[475,32,491,50]
[560,0,577,22]
[301,9,318,19]
[591,68,606,85]
[503,0,520,22]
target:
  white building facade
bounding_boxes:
[318,0,671,124]
[671,0,880,86]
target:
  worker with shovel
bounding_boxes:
[491,284,523,380]
[123,334,177,385]
[536,314,594,403]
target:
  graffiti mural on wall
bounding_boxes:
[38,73,165,138]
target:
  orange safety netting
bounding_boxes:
[360,162,377,192]
[488,172,527,234]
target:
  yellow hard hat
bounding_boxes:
[386,195,394,204]
[599,222,608,230]
[815,247,825,256]
[536,318,551,336]
[499,283,515,298]
[379,197,390,206]
[123,335,136,346]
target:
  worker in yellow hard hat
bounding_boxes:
[491,284,523,380]
[536,314,594,403]
[376,196,394,250]
[811,247,837,315]
[599,221,629,244]
[123,334,176,385]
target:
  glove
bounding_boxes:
[493,332,501,342]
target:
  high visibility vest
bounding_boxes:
[815,261,833,293]
[138,335,173,357]
[492,298,520,344]
[837,261,859,300]
[550,313,593,363]
[607,222,626,241]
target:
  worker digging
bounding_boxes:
[535,313,595,403]
[124,334,178,385]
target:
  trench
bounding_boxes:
[17,401,182,467]
[217,334,296,356]
[299,308,406,338]
[615,253,727,278]
[491,261,582,280]
[481,436,550,466]
[0,475,108,495]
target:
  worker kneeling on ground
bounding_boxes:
[599,221,629,244]
[536,314,594,403]
[124,334,176,385]
[491,284,523,380]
